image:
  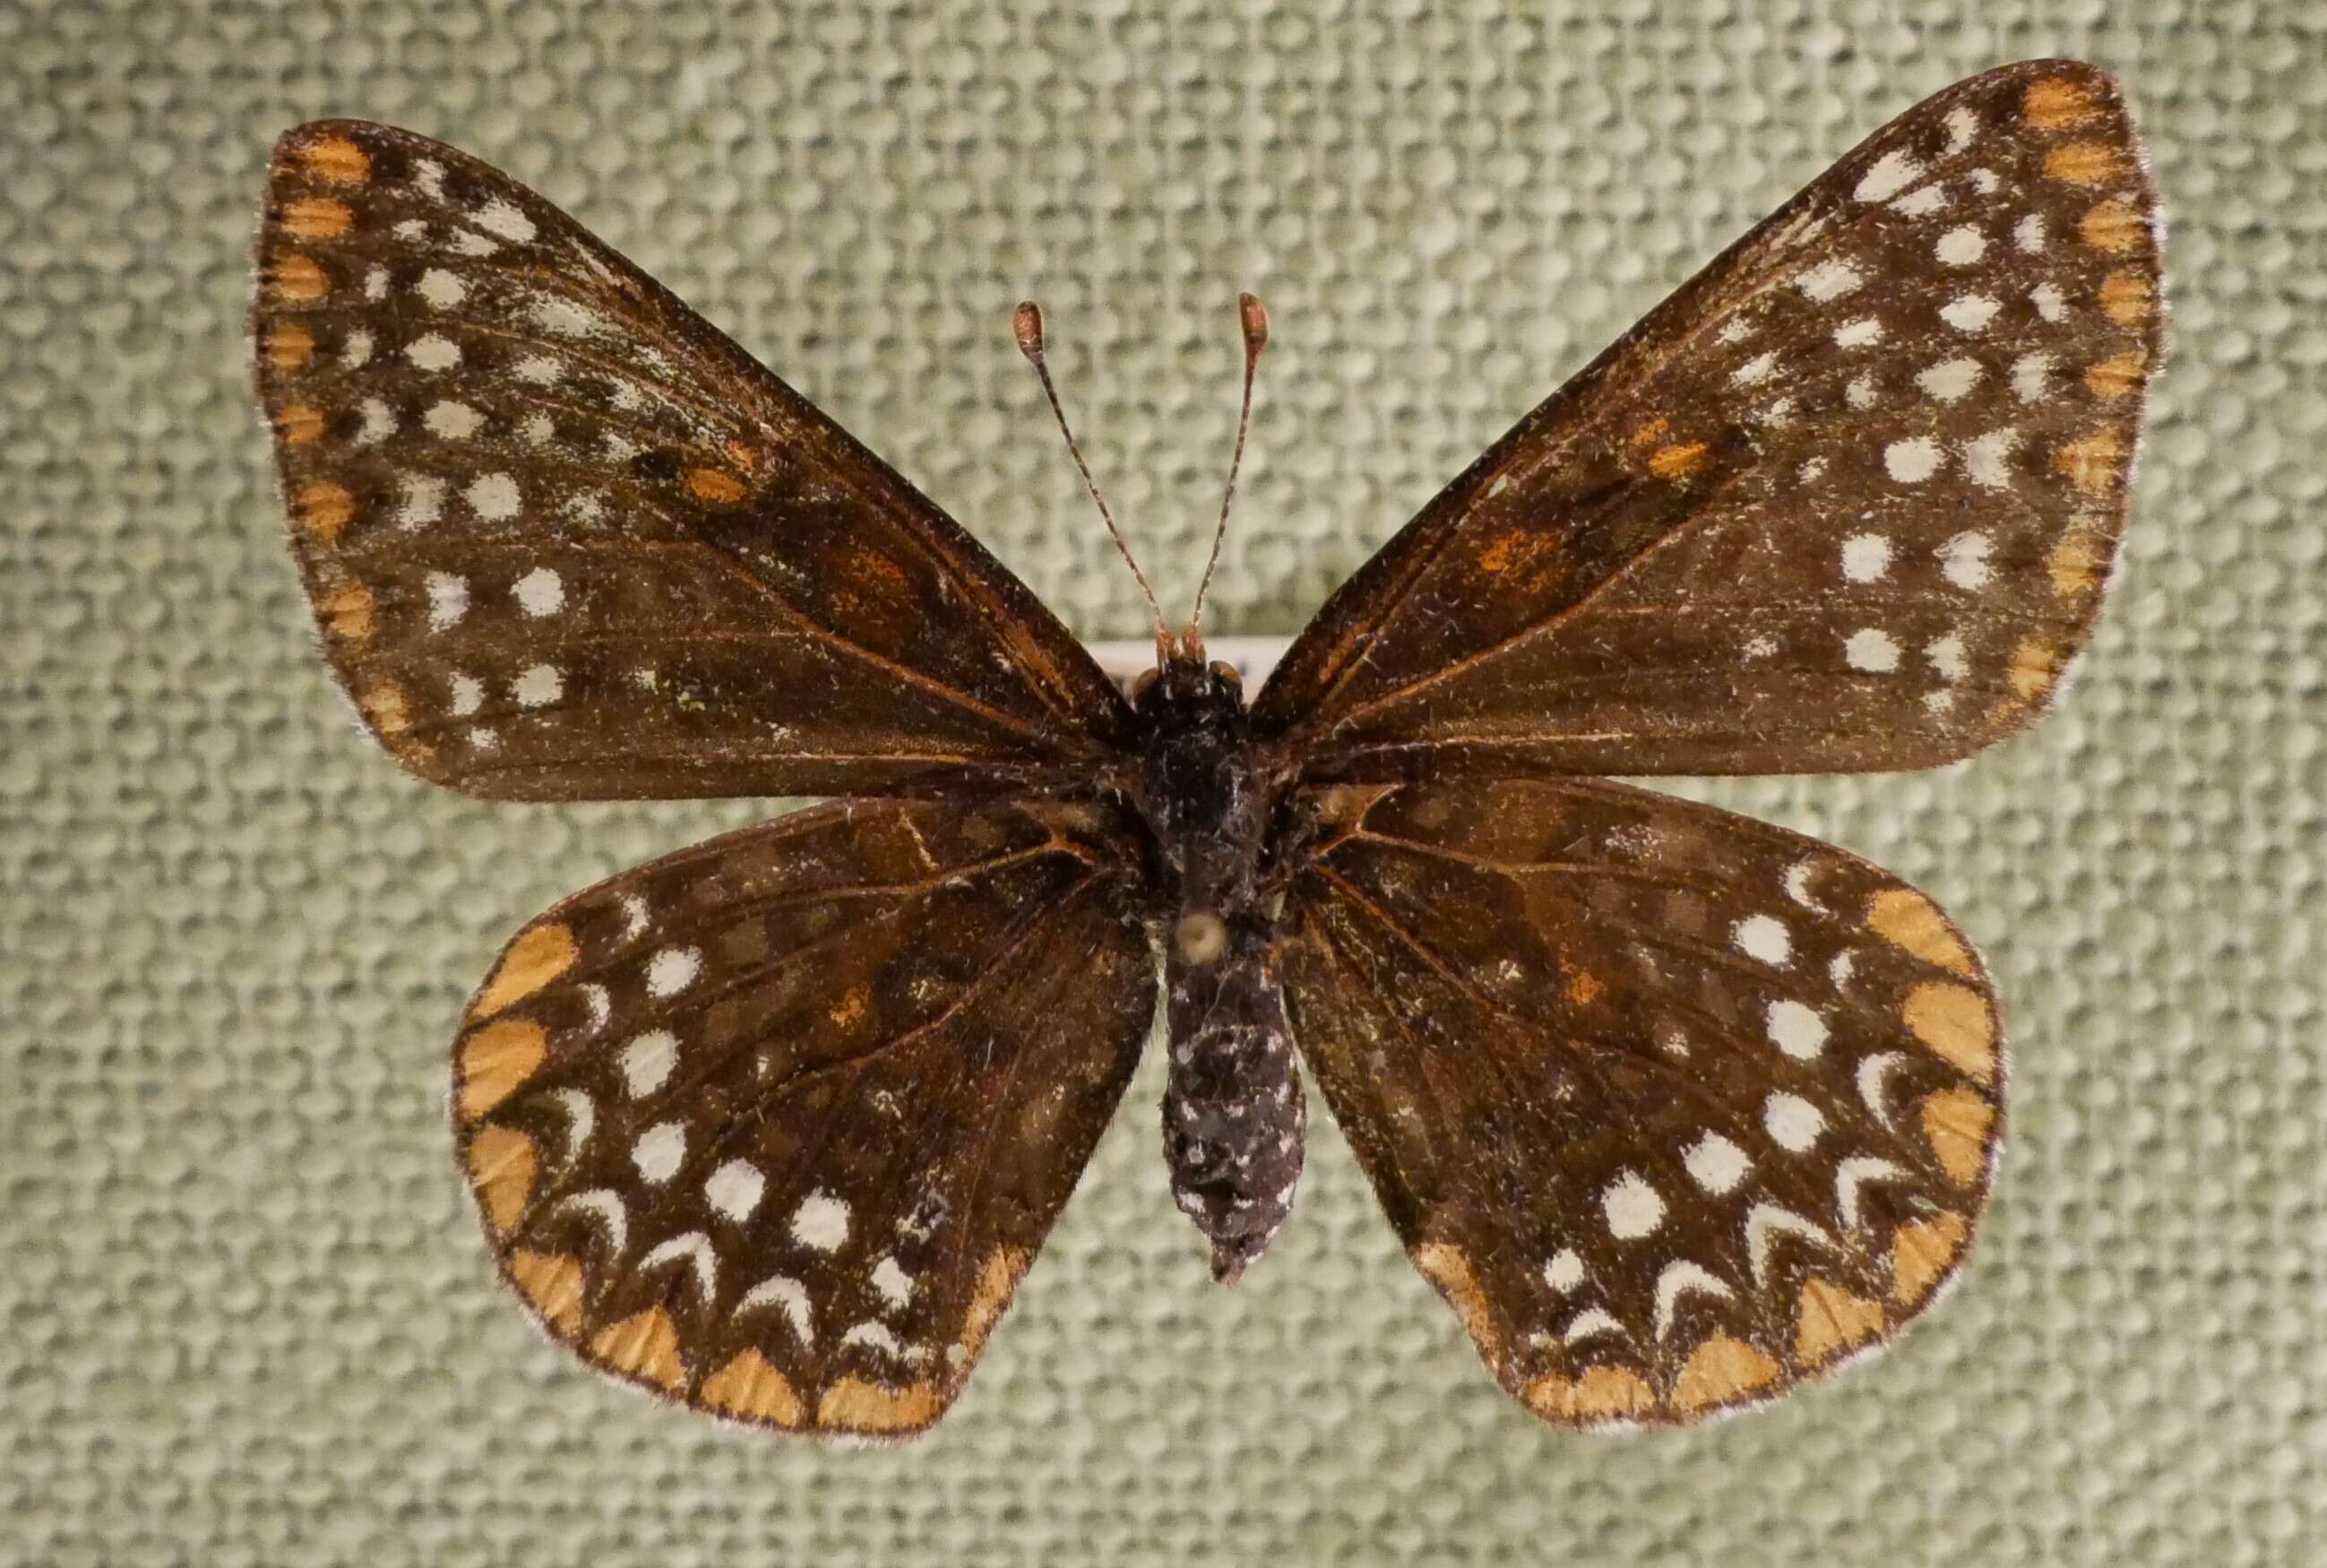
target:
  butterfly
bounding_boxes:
[252,60,2162,1438]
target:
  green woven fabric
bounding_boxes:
[6,3,2321,1562]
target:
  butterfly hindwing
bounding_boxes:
[1255,61,2161,780]
[1279,778,2002,1426]
[254,120,1128,802]
[450,797,1156,1438]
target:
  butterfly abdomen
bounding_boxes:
[1163,930,1304,1285]
[1130,652,1306,1283]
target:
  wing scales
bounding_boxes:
[1257,61,2161,780]
[449,797,1157,1438]
[254,119,1128,802]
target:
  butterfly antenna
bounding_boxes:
[1190,292,1269,637]
[1014,301,1168,649]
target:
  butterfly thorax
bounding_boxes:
[1126,651,1306,1285]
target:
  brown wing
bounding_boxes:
[254,121,1128,801]
[1255,62,2161,780]
[449,797,1156,1439]
[1279,779,2002,1427]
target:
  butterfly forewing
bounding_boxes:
[1280,779,2002,1426]
[1256,61,2161,780]
[450,797,1156,1437]
[254,120,1127,802]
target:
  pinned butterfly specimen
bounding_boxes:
[252,60,2162,1438]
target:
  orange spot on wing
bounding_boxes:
[701,1350,806,1427]
[2083,351,2143,401]
[458,1018,549,1122]
[359,679,411,736]
[2079,198,2142,254]
[2008,638,2058,703]
[2098,268,2154,327]
[1902,980,1997,1085]
[1523,1364,1655,1424]
[830,986,869,1029]
[507,1249,585,1334]
[318,577,375,642]
[282,196,354,239]
[815,1376,941,1433]
[292,479,355,542]
[466,1126,539,1234]
[1627,416,1673,448]
[590,1307,685,1391]
[1414,1243,1504,1365]
[2044,141,2124,186]
[1647,441,1709,480]
[2048,531,2106,598]
[1561,961,1605,1007]
[1866,889,1975,976]
[1794,1278,1886,1367]
[2054,428,2124,496]
[263,324,315,372]
[685,466,747,504]
[297,132,372,185]
[472,923,580,1019]
[2021,76,2103,132]
[1891,1211,1971,1306]
[269,252,330,302]
[1920,1087,1996,1187]
[959,1248,1024,1361]
[275,401,324,445]
[1671,1334,1781,1414]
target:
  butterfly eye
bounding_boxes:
[1209,660,1245,691]
[1129,668,1162,705]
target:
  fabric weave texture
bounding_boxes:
[4,2,2321,1562]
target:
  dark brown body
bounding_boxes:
[1123,650,1303,1283]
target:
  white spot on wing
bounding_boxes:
[2030,281,2066,322]
[1652,1261,1735,1340]
[1730,350,1779,387]
[448,672,483,716]
[645,947,700,997]
[870,1255,916,1310]
[1766,999,1829,1060]
[790,1190,849,1253]
[1884,437,1941,484]
[1562,1307,1625,1346]
[552,1189,628,1259]
[1734,914,1791,965]
[705,1159,766,1223]
[415,266,466,308]
[1543,1249,1585,1293]
[1836,1157,1910,1230]
[1934,225,1985,267]
[1684,1132,1750,1195]
[631,1120,685,1184]
[1846,629,1900,672]
[1601,1170,1664,1239]
[425,572,468,631]
[547,1088,594,1165]
[640,1231,718,1305]
[1939,531,1993,590]
[1833,317,1883,349]
[1857,1053,1909,1126]
[1939,294,2001,332]
[1794,257,1864,301]
[2013,213,2047,253]
[1916,357,1983,403]
[738,1273,814,1346]
[474,198,537,244]
[423,400,483,440]
[512,664,562,708]
[1762,1092,1825,1152]
[619,1030,677,1098]
[513,566,565,617]
[404,333,460,371]
[1926,634,1968,682]
[1961,429,2020,490]
[1840,533,1892,582]
[1745,1202,1833,1285]
[1854,150,1923,203]
[466,472,521,521]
